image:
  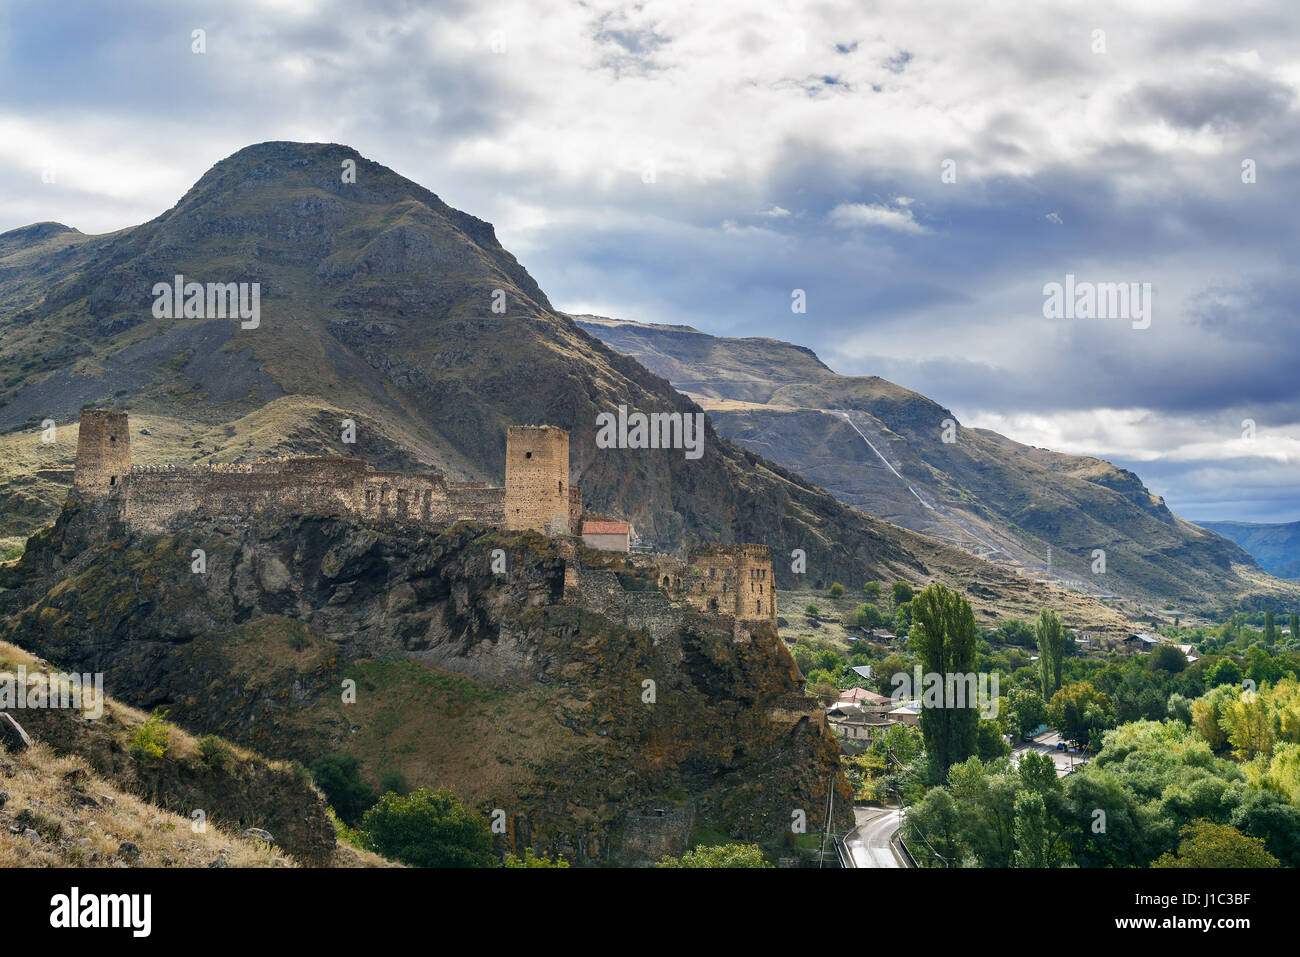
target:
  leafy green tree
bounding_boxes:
[828,582,845,598]
[1035,610,1065,700]
[1147,643,1187,674]
[378,770,411,796]
[657,844,771,868]
[976,718,1010,760]
[804,603,820,617]
[1290,612,1299,644]
[997,620,1036,648]
[311,753,375,826]
[892,581,914,607]
[1206,657,1242,689]
[856,603,885,628]
[1013,791,1065,867]
[1047,682,1114,747]
[1153,820,1279,868]
[862,581,882,600]
[893,601,912,633]
[1007,687,1048,739]
[902,784,965,867]
[1264,610,1277,645]
[911,583,979,777]
[362,787,494,868]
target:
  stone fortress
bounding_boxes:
[72,409,780,632]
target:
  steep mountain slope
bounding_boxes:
[1199,521,1300,580]
[0,141,1143,627]
[575,316,1286,611]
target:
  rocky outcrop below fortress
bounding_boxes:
[1,504,851,863]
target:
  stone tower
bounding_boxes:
[74,409,131,497]
[504,425,571,534]
[684,544,778,622]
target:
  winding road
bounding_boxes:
[843,806,911,868]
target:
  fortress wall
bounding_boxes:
[125,462,369,532]
[568,485,583,534]
[445,484,507,526]
[564,564,681,644]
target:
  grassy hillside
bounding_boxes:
[0,638,389,866]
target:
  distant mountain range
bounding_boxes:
[1198,521,1300,580]
[575,315,1293,612]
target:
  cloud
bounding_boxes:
[827,201,927,233]
[1,0,1299,520]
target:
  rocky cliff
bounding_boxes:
[2,503,852,862]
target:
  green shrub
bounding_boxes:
[311,753,376,826]
[828,582,845,598]
[196,734,237,772]
[379,770,411,796]
[128,711,170,761]
[503,848,569,868]
[362,787,494,868]
[657,843,772,868]
[804,603,820,617]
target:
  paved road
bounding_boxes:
[844,806,909,868]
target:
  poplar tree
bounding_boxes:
[911,582,979,779]
[1036,609,1065,700]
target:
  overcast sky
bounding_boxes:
[2,0,1298,522]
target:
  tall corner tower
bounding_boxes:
[505,425,571,534]
[73,409,131,497]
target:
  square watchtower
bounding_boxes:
[504,425,572,534]
[74,409,131,497]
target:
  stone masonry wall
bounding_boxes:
[504,425,571,534]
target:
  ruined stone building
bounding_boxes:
[73,410,580,536]
[71,409,781,636]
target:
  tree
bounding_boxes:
[311,753,375,826]
[1047,682,1114,747]
[1206,657,1242,689]
[804,603,820,618]
[1035,610,1065,700]
[656,844,771,868]
[856,603,885,629]
[862,581,882,600]
[828,582,845,598]
[362,787,494,868]
[1152,820,1279,868]
[1264,610,1277,645]
[1007,687,1048,739]
[911,582,979,777]
[1290,612,1299,644]
[892,581,914,607]
[998,620,1036,648]
[1147,643,1187,674]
